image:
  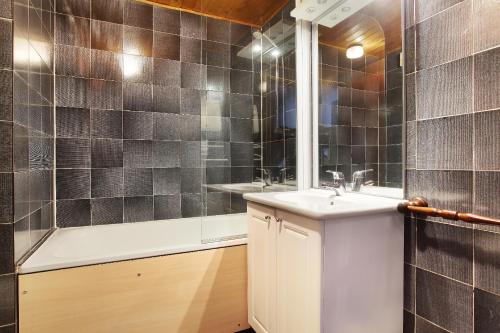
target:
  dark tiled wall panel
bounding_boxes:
[54,0,260,226]
[405,0,500,332]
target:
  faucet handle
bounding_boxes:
[326,170,345,180]
[353,169,374,179]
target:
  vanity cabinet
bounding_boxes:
[247,200,403,333]
[247,203,321,333]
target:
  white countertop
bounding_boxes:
[243,189,404,220]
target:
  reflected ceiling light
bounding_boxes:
[271,49,281,57]
[346,44,364,59]
[252,44,262,53]
[123,54,140,78]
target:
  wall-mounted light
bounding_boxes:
[346,44,364,59]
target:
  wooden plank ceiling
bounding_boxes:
[142,0,289,27]
[319,0,401,57]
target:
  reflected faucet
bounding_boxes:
[352,169,374,192]
[322,170,346,196]
[257,168,273,186]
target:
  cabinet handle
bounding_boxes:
[275,217,283,223]
[265,215,271,221]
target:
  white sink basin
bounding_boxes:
[244,189,403,219]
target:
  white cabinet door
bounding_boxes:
[276,211,322,333]
[247,203,277,333]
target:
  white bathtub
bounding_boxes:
[20,214,248,273]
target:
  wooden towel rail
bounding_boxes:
[398,197,500,226]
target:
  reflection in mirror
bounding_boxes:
[316,0,403,197]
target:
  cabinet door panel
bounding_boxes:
[276,211,322,333]
[248,204,276,333]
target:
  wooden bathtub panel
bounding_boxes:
[19,245,249,333]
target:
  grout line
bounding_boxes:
[415,314,452,333]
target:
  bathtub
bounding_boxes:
[20,213,248,273]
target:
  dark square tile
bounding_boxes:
[56,169,90,199]
[230,94,253,119]
[90,49,123,81]
[56,199,91,227]
[91,197,123,225]
[231,142,253,167]
[124,140,153,168]
[230,193,246,213]
[153,58,180,87]
[0,173,13,223]
[206,91,229,117]
[91,20,123,53]
[123,82,152,111]
[124,0,152,29]
[179,114,200,141]
[154,194,181,219]
[123,111,153,139]
[89,79,122,110]
[153,113,180,140]
[406,170,473,223]
[153,85,180,113]
[180,37,201,64]
[91,139,123,168]
[0,70,12,121]
[406,121,416,169]
[417,220,473,283]
[122,54,152,84]
[203,116,230,142]
[405,217,417,264]
[206,192,230,216]
[416,268,473,333]
[91,0,123,24]
[206,18,230,43]
[13,171,28,222]
[416,56,472,119]
[230,70,252,94]
[124,168,152,196]
[0,0,11,19]
[474,229,500,295]
[56,107,90,138]
[415,0,464,22]
[474,288,500,333]
[91,168,123,198]
[56,138,91,168]
[230,118,252,142]
[180,12,202,39]
[13,124,28,171]
[205,166,230,184]
[55,76,89,108]
[405,26,415,74]
[56,0,90,18]
[180,89,201,115]
[55,13,90,47]
[417,115,473,170]
[153,31,180,61]
[29,137,55,171]
[0,121,12,172]
[404,263,415,312]
[14,215,29,260]
[474,109,500,171]
[181,62,205,90]
[0,274,16,326]
[123,26,153,57]
[180,141,201,168]
[55,44,90,77]
[474,172,500,233]
[202,40,230,68]
[230,22,251,47]
[153,141,180,168]
[0,223,14,274]
[29,208,44,246]
[415,1,472,70]
[474,47,500,112]
[415,317,448,333]
[231,166,252,183]
[153,168,180,195]
[153,7,179,34]
[91,109,122,139]
[474,0,500,53]
[231,45,252,71]
[124,196,153,223]
[181,193,201,217]
[181,168,201,193]
[207,66,230,92]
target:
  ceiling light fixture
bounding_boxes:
[271,49,281,58]
[252,44,262,53]
[346,44,364,59]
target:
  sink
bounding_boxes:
[244,189,403,219]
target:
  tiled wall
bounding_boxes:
[261,2,297,184]
[0,0,55,331]
[54,0,261,226]
[404,0,500,332]
[317,44,386,185]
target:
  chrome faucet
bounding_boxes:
[257,168,273,186]
[279,168,288,183]
[352,169,374,192]
[322,170,346,196]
